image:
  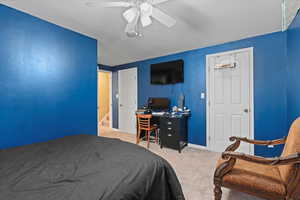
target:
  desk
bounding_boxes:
[136,112,189,153]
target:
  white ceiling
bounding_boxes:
[1,0,282,66]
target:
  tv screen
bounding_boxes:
[151,60,184,85]
[148,98,170,111]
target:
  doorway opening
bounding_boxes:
[118,67,138,134]
[98,70,112,136]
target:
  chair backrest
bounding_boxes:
[279,117,300,194]
[137,114,152,131]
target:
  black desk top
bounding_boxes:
[136,110,190,118]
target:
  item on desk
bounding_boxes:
[183,108,190,115]
[148,98,170,111]
[164,112,183,118]
[152,111,166,116]
[178,94,185,109]
[136,109,151,115]
[172,106,178,112]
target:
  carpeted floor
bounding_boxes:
[100,127,263,200]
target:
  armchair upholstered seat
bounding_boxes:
[214,118,300,200]
[216,159,286,199]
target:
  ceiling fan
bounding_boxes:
[87,0,176,37]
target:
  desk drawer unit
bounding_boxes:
[159,117,188,153]
[160,127,178,150]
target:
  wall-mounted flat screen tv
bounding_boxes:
[151,59,184,85]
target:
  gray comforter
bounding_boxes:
[0,134,185,200]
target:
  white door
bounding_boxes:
[118,68,138,134]
[207,48,253,154]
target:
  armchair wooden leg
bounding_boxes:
[214,185,222,200]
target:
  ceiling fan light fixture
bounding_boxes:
[140,2,152,14]
[92,0,176,37]
[126,31,142,38]
[125,9,142,38]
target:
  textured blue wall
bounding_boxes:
[114,32,288,157]
[287,11,300,128]
[0,5,98,149]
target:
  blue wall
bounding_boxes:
[0,4,98,149]
[287,11,300,127]
[114,32,288,157]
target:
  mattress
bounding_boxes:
[0,134,185,200]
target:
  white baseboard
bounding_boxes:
[188,143,208,150]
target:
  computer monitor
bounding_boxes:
[148,98,170,111]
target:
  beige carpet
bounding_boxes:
[100,127,263,200]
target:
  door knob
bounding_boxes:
[244,109,249,113]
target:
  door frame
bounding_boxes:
[206,47,254,154]
[97,69,113,134]
[118,67,138,134]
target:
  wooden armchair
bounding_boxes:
[214,118,300,200]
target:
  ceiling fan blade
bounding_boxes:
[86,1,132,7]
[141,14,152,27]
[151,7,176,27]
[140,2,152,27]
[150,0,170,5]
[123,7,138,23]
[100,1,133,7]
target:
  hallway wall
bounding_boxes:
[98,71,111,122]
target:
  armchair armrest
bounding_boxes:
[229,136,287,146]
[225,136,287,152]
[214,151,300,188]
[222,151,300,166]
[215,136,290,187]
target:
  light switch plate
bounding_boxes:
[201,93,205,99]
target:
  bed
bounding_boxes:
[0,134,185,200]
